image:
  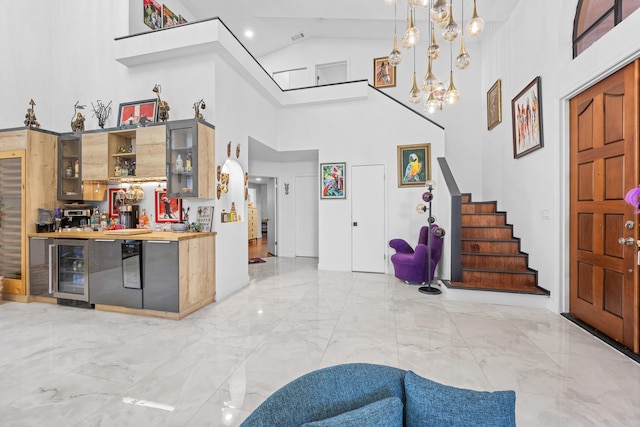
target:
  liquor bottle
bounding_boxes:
[185,152,192,172]
[74,159,79,178]
[139,209,149,228]
[176,154,184,173]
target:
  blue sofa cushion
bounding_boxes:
[301,396,403,427]
[404,371,516,427]
[240,363,406,427]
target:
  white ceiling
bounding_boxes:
[182,0,519,57]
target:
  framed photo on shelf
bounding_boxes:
[373,56,396,88]
[109,188,124,218]
[162,4,179,28]
[397,143,431,188]
[155,191,182,223]
[143,0,162,30]
[511,76,544,159]
[320,162,346,199]
[117,99,158,127]
[487,79,502,130]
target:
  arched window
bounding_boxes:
[573,0,640,58]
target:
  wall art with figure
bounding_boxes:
[511,76,543,158]
[320,163,346,199]
[397,143,431,188]
[155,191,182,223]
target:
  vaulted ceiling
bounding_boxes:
[182,0,519,57]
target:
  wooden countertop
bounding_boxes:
[28,230,216,241]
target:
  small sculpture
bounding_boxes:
[193,99,206,119]
[153,84,170,122]
[91,100,112,129]
[70,101,86,132]
[24,99,40,128]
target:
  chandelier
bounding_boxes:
[385,0,484,114]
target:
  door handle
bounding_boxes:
[618,237,636,246]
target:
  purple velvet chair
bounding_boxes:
[389,225,445,284]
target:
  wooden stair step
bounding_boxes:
[461,203,497,214]
[462,226,513,239]
[462,268,537,287]
[461,253,528,270]
[461,193,472,203]
[461,213,507,226]
[447,280,549,295]
[461,239,521,254]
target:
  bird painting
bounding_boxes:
[403,153,422,183]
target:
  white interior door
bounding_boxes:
[295,175,319,257]
[351,164,385,273]
[267,178,277,255]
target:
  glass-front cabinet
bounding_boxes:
[166,120,197,198]
[58,134,82,200]
[54,239,89,302]
[166,119,215,199]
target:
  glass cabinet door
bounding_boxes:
[166,120,197,198]
[58,135,82,200]
[54,239,89,302]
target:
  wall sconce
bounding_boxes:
[284,183,290,195]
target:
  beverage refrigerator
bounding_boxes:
[53,239,90,303]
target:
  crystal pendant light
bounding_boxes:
[389,35,403,66]
[455,36,471,70]
[444,45,460,105]
[408,48,423,104]
[431,0,448,15]
[407,0,422,7]
[418,0,430,7]
[424,91,442,114]
[388,2,402,66]
[455,2,471,70]
[384,0,396,5]
[444,70,460,104]
[402,8,420,48]
[442,4,460,42]
[422,56,439,92]
[427,27,440,60]
[466,0,485,37]
[433,81,446,101]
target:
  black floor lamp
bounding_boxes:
[418,180,441,295]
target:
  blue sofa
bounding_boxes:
[240,363,516,427]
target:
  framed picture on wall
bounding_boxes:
[162,4,179,28]
[320,162,346,199]
[117,99,158,127]
[511,76,544,159]
[373,56,396,88]
[155,191,182,223]
[397,143,431,188]
[487,79,502,130]
[143,0,162,30]
[109,188,124,218]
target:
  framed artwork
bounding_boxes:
[163,4,179,28]
[320,162,346,199]
[155,191,182,223]
[512,76,544,159]
[109,188,124,218]
[487,79,502,130]
[143,0,162,30]
[373,56,396,88]
[196,206,214,232]
[397,143,431,188]
[117,99,158,127]
[179,15,188,25]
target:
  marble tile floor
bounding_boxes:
[1,257,639,426]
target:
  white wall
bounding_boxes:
[276,90,446,272]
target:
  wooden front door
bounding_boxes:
[569,60,639,352]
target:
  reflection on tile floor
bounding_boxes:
[1,257,639,426]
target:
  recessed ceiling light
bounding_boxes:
[256,177,262,181]
[245,29,254,38]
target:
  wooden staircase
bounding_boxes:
[448,194,548,295]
